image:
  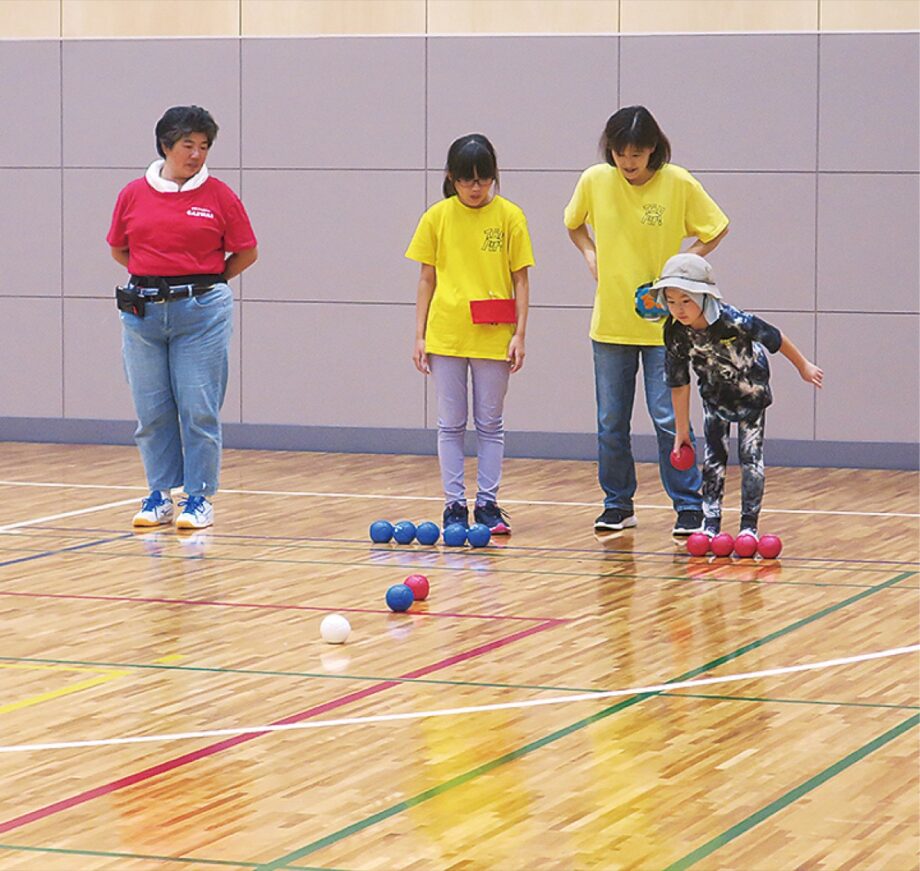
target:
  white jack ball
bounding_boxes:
[320,613,351,644]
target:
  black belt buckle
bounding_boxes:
[116,285,145,317]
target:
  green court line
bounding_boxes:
[254,570,916,870]
[663,712,920,870]
[0,841,348,870]
[2,655,916,712]
[663,692,920,711]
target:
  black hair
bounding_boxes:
[155,105,219,158]
[442,134,499,198]
[600,105,671,170]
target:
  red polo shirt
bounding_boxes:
[107,176,257,276]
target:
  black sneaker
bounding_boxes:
[704,516,721,537]
[673,510,704,536]
[594,508,637,532]
[443,501,469,529]
[474,501,511,534]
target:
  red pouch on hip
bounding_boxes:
[469,298,517,324]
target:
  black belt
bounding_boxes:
[129,274,223,299]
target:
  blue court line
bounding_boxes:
[18,524,920,569]
[0,533,134,569]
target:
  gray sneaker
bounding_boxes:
[673,510,704,536]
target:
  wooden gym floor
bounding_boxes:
[0,442,917,870]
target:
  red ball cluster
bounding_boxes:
[685,532,783,560]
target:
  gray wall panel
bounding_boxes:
[819,33,920,172]
[63,40,241,168]
[63,298,242,422]
[428,36,617,171]
[0,169,62,297]
[0,298,63,417]
[816,313,919,442]
[694,172,817,313]
[817,173,920,313]
[240,301,423,426]
[621,34,818,171]
[0,41,60,167]
[243,169,424,301]
[242,38,424,169]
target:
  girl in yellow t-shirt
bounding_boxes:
[406,134,534,534]
[564,105,729,537]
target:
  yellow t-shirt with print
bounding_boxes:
[405,194,535,360]
[564,162,728,346]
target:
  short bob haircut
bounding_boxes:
[155,105,219,158]
[443,133,499,198]
[601,106,671,171]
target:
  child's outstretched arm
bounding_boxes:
[507,267,529,373]
[778,333,824,387]
[566,225,598,281]
[671,384,693,452]
[413,264,436,375]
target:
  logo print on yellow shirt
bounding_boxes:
[482,228,504,252]
[641,204,665,227]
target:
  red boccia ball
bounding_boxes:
[686,532,711,557]
[669,444,696,471]
[710,533,735,557]
[404,573,430,601]
[757,534,783,559]
[734,533,759,558]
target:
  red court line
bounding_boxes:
[0,590,567,624]
[0,619,560,835]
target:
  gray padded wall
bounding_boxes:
[0,32,916,468]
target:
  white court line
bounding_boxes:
[0,480,916,519]
[1,645,916,754]
[0,497,141,534]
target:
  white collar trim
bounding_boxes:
[145,159,209,193]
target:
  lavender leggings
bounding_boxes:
[429,354,511,505]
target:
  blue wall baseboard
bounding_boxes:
[0,417,917,471]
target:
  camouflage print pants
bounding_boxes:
[701,404,766,532]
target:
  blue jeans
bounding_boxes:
[592,341,702,513]
[120,285,233,497]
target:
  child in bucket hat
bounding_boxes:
[653,253,823,539]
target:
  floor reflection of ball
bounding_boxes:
[320,651,351,673]
[320,613,351,644]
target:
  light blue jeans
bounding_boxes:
[120,285,233,497]
[429,354,510,505]
[592,341,702,513]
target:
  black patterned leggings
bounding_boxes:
[701,404,766,533]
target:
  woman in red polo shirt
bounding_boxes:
[107,105,258,530]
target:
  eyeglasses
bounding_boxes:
[454,177,494,189]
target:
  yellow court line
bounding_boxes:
[0,666,130,715]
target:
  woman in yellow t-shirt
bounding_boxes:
[564,106,729,536]
[406,134,534,535]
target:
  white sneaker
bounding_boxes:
[176,495,214,530]
[132,491,174,527]
[738,528,759,541]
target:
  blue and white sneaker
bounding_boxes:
[132,491,174,527]
[176,495,214,530]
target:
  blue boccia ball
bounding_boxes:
[385,583,415,612]
[443,523,468,547]
[467,523,492,548]
[392,520,417,544]
[369,520,394,543]
[415,521,440,546]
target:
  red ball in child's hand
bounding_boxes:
[669,444,696,471]
[710,533,735,557]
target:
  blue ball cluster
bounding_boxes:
[369,519,440,545]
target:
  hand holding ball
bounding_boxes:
[669,444,695,471]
